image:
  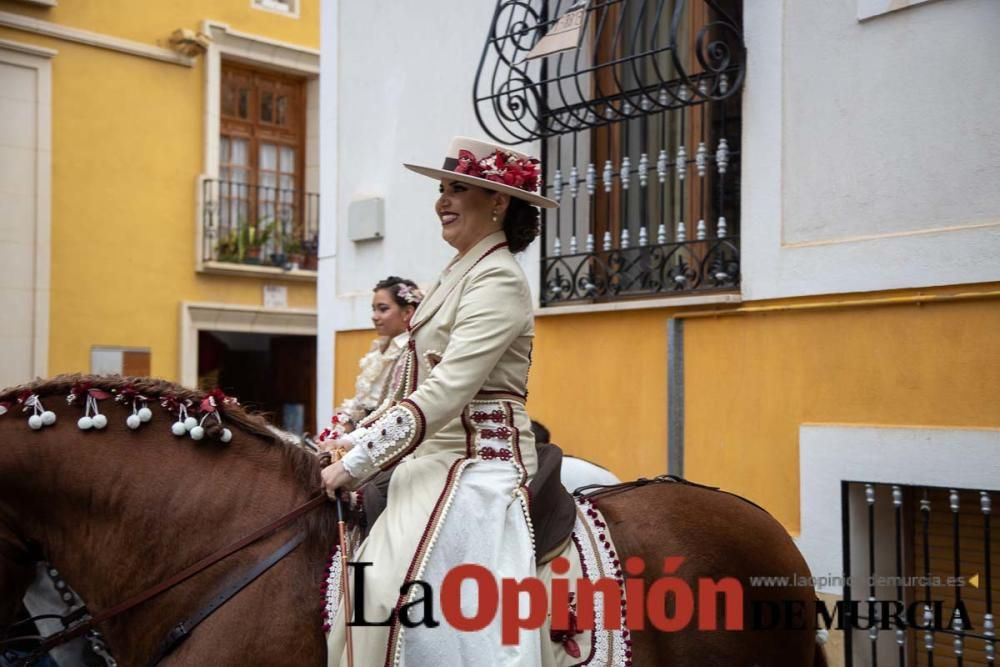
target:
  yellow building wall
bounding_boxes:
[0,1,318,382]
[331,287,1000,535]
[683,290,1000,534]
[333,309,674,481]
[0,0,319,49]
[530,309,673,482]
[334,329,378,410]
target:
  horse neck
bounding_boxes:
[0,401,323,653]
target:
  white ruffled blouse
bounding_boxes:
[335,331,408,424]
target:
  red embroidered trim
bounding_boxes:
[407,338,419,394]
[506,402,529,488]
[477,446,513,461]
[383,458,467,667]
[367,400,426,474]
[570,530,599,665]
[470,409,505,424]
[401,399,426,444]
[575,498,634,665]
[480,426,512,440]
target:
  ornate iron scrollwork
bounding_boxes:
[542,237,740,304]
[474,0,745,144]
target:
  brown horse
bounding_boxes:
[590,482,829,666]
[0,375,827,666]
[0,375,335,665]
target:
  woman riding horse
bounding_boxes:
[321,136,557,666]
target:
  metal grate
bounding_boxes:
[842,482,997,666]
[474,0,744,305]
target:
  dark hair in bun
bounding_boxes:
[502,197,540,253]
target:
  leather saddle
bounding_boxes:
[356,443,577,565]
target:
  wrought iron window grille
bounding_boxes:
[201,179,320,271]
[474,0,745,305]
[841,482,997,666]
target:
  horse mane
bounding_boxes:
[0,374,322,494]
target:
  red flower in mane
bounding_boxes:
[159,394,191,415]
[201,388,238,413]
[67,382,91,404]
[68,381,111,404]
[114,384,149,403]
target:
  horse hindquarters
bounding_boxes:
[594,483,823,667]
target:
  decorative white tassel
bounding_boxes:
[23,394,56,430]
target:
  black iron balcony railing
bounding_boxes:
[542,235,739,302]
[474,0,744,305]
[201,179,320,271]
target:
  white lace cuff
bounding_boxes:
[341,439,376,481]
[341,403,423,480]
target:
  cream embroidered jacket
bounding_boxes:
[341,231,533,482]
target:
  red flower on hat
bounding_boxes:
[454,149,483,178]
[453,149,541,195]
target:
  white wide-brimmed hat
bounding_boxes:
[404,136,558,209]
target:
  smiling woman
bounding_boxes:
[321,137,560,666]
[318,277,423,441]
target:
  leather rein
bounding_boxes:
[7,491,328,665]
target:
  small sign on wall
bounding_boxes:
[263,284,288,309]
[91,347,151,376]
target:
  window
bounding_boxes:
[209,63,317,268]
[474,0,745,305]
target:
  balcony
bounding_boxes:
[200,178,319,279]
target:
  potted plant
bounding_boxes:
[285,238,305,270]
[243,219,273,265]
[216,229,241,263]
[268,219,289,266]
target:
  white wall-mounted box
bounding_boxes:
[348,197,384,242]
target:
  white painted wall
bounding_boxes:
[797,425,1000,595]
[317,0,542,426]
[742,0,1000,300]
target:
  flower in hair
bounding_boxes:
[396,284,425,305]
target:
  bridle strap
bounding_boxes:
[146,530,307,666]
[30,492,328,656]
